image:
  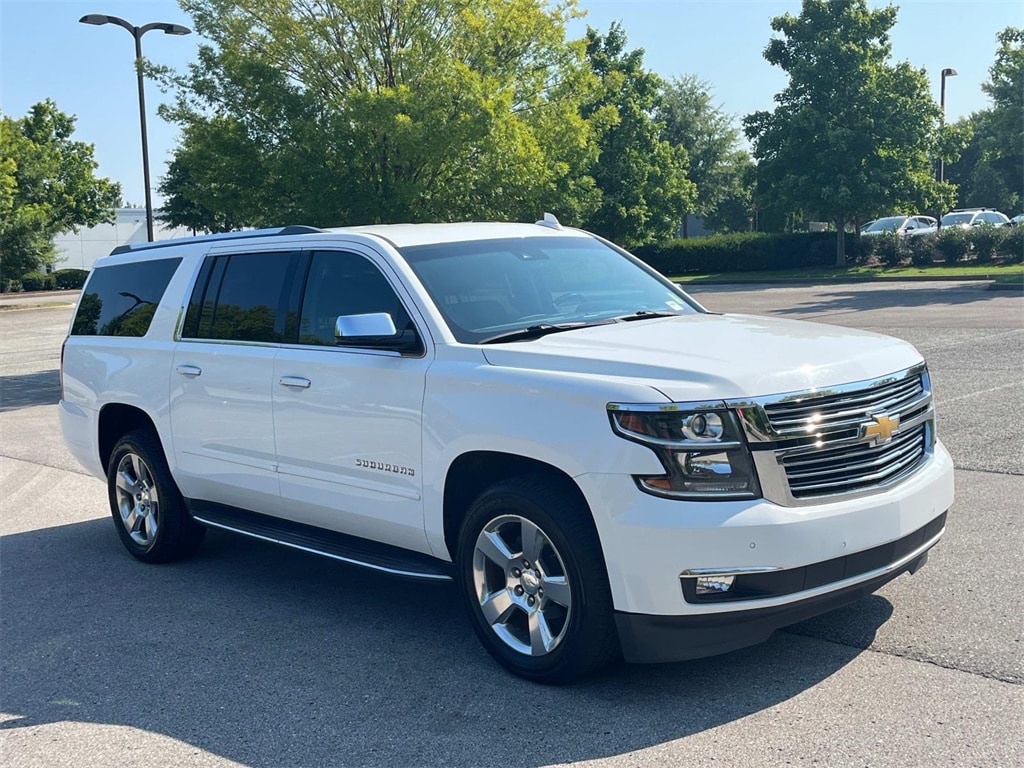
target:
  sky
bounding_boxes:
[2,0,1021,207]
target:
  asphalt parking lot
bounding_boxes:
[1,281,1021,767]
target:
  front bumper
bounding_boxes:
[615,521,939,663]
[576,441,954,660]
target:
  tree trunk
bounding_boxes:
[835,218,846,267]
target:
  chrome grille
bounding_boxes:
[782,423,928,498]
[764,373,926,438]
[736,365,935,506]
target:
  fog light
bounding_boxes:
[695,575,735,595]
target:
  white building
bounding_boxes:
[53,208,194,270]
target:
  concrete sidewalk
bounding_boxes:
[0,290,80,310]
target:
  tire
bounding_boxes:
[456,475,620,683]
[106,429,205,563]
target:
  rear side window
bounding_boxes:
[183,251,299,343]
[70,258,181,337]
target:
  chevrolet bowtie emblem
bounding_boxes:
[863,413,900,444]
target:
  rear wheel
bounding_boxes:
[456,475,619,683]
[107,429,205,563]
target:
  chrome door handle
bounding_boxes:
[175,365,202,377]
[278,376,311,389]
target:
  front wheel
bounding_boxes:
[456,476,619,683]
[107,429,205,563]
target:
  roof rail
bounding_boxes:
[108,225,327,256]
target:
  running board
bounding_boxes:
[187,501,454,581]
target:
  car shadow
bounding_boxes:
[766,283,1015,317]
[0,369,60,411]
[0,519,894,767]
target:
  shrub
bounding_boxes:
[632,231,848,275]
[998,226,1024,262]
[968,224,1003,263]
[870,232,904,267]
[2,279,23,293]
[20,272,57,292]
[934,227,970,263]
[907,235,936,266]
[54,268,90,290]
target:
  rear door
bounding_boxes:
[169,248,301,514]
[271,247,433,553]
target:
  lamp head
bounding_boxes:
[941,68,958,78]
[79,14,114,25]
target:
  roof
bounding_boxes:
[331,221,586,248]
[105,219,586,257]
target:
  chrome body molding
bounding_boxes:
[680,566,783,578]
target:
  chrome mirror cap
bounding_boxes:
[335,313,398,340]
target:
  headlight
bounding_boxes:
[609,404,761,500]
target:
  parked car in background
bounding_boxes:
[939,208,1010,230]
[860,215,937,238]
[1009,214,1024,227]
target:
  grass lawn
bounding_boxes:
[671,262,1024,284]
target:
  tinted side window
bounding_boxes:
[187,252,298,343]
[70,258,181,337]
[298,251,413,346]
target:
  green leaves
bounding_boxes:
[159,0,602,232]
[0,101,120,282]
[744,0,953,264]
[581,23,694,247]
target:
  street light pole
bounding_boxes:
[938,67,958,184]
[79,14,191,242]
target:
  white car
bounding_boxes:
[939,209,1011,229]
[59,218,954,682]
[860,215,937,237]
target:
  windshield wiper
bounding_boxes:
[480,322,607,344]
[610,310,683,322]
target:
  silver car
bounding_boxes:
[860,215,937,238]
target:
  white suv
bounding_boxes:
[59,219,954,682]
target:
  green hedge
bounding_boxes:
[632,232,864,275]
[54,268,89,289]
[7,269,89,293]
[20,272,56,291]
[862,225,1023,267]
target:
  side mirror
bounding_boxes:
[334,313,421,353]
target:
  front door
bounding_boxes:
[272,248,433,553]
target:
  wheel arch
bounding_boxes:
[98,403,160,472]
[442,451,597,561]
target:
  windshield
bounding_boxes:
[942,213,974,226]
[399,235,702,343]
[864,216,909,232]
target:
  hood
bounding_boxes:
[480,313,922,402]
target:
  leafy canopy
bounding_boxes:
[580,23,694,247]
[743,0,956,264]
[0,101,120,283]
[159,0,601,231]
[656,75,753,234]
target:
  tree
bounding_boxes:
[0,101,120,283]
[940,30,1022,215]
[980,27,1022,213]
[657,76,753,235]
[581,24,694,247]
[157,0,601,231]
[743,0,957,264]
